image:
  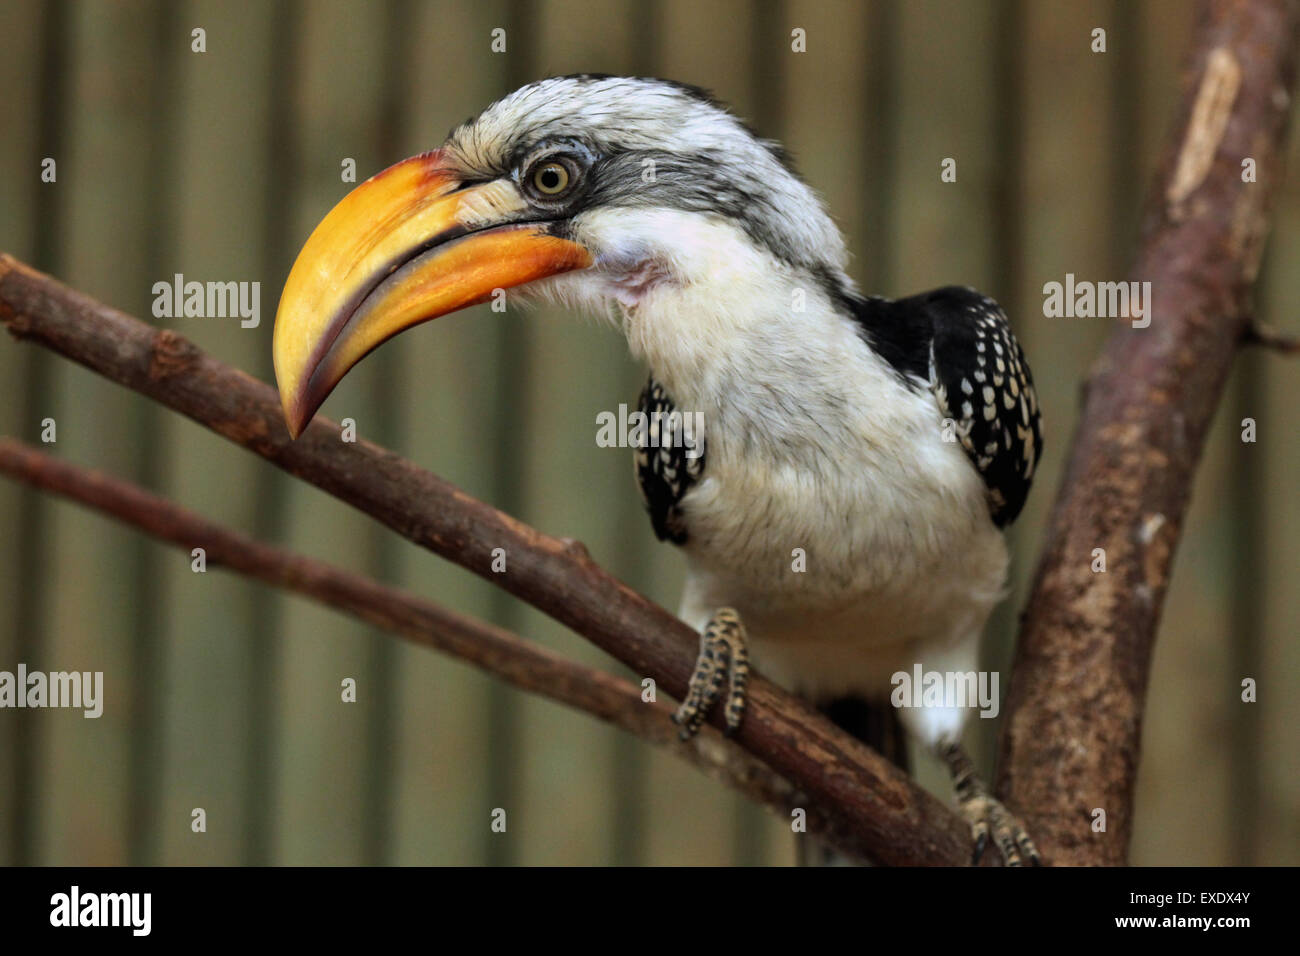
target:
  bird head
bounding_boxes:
[273,74,850,438]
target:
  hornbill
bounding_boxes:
[273,75,1044,865]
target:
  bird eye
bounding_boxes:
[531,161,571,196]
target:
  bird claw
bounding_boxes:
[672,608,749,739]
[944,743,1043,867]
[960,792,1041,867]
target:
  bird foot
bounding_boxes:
[943,743,1042,866]
[671,607,749,739]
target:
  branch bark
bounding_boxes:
[1243,318,1300,353]
[0,256,972,866]
[996,0,1300,865]
[4,0,1295,866]
[0,436,880,862]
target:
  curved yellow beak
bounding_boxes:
[272,150,592,438]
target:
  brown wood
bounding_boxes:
[4,0,1297,866]
[0,255,972,866]
[0,435,888,862]
[995,0,1300,865]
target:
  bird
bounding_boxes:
[272,74,1044,866]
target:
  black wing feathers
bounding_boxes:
[633,377,705,544]
[915,286,1043,527]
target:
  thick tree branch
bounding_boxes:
[0,256,972,866]
[0,436,880,862]
[8,1,1292,867]
[996,0,1300,865]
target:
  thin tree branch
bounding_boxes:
[996,0,1300,865]
[0,436,879,863]
[0,257,972,866]
[1243,318,1300,353]
[8,1,1291,867]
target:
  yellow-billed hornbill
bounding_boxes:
[273,75,1044,865]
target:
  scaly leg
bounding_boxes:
[944,743,1042,866]
[672,607,749,739]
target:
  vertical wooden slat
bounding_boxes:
[0,0,63,866]
[1110,0,1144,264]
[31,0,170,865]
[243,0,300,866]
[128,0,183,867]
[1221,0,1269,862]
[893,0,1000,293]
[861,0,899,298]
[973,0,1024,787]
[1253,117,1300,861]
[781,0,877,291]
[154,0,283,866]
[1226,335,1264,865]
[380,0,508,866]
[273,0,398,865]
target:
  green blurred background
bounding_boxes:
[0,0,1296,865]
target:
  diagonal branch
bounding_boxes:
[6,0,1293,868]
[0,256,972,866]
[996,0,1300,865]
[0,436,877,862]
